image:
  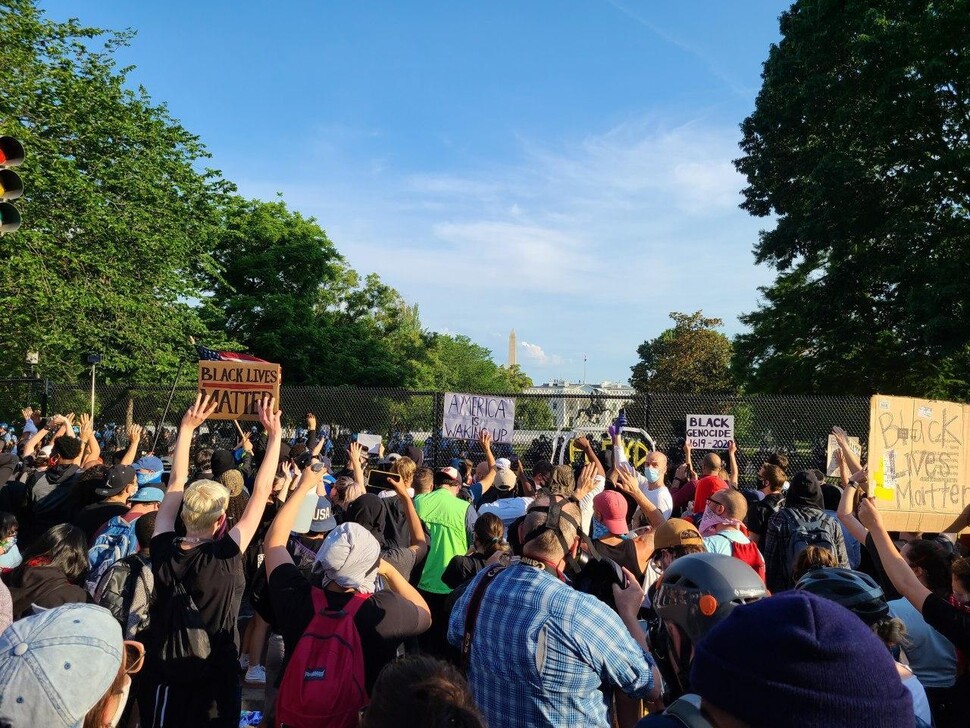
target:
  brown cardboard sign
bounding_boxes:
[198,360,281,421]
[868,395,970,533]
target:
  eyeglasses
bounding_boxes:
[123,640,145,675]
[707,499,727,516]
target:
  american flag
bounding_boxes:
[196,345,267,363]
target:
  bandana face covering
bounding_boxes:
[698,505,743,536]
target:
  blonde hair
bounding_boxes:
[331,475,365,509]
[392,457,416,487]
[873,617,908,650]
[182,479,229,533]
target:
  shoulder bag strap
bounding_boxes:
[460,563,505,672]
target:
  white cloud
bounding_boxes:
[233,113,773,383]
[520,341,563,367]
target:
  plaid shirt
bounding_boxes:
[448,561,655,728]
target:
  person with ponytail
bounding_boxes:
[441,512,509,589]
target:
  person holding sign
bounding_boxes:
[138,393,282,728]
[859,497,970,728]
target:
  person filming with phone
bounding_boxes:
[447,492,660,728]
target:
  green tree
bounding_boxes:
[0,0,230,383]
[733,0,970,398]
[630,311,734,393]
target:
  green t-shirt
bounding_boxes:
[415,488,472,594]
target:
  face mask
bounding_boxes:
[0,536,15,552]
[698,505,743,537]
[137,470,163,486]
[644,466,661,484]
[590,519,610,540]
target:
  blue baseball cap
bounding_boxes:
[0,603,122,727]
[129,486,164,503]
[133,455,164,472]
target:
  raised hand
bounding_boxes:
[348,440,366,464]
[478,428,493,451]
[857,497,882,532]
[21,407,33,422]
[575,461,599,499]
[127,423,143,442]
[307,412,317,431]
[727,440,737,455]
[259,396,282,438]
[181,392,219,430]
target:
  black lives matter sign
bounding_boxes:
[198,361,281,421]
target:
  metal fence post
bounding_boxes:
[40,379,49,418]
[431,391,442,468]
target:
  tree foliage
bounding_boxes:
[733,0,970,398]
[0,0,525,396]
[0,0,231,383]
[630,311,734,394]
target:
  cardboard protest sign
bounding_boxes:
[868,395,970,532]
[685,415,734,450]
[825,434,862,477]
[356,433,382,455]
[198,360,281,421]
[442,392,515,444]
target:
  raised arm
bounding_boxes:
[263,462,322,579]
[835,449,868,543]
[230,397,282,553]
[348,441,366,489]
[726,440,739,487]
[388,473,428,562]
[120,424,142,466]
[832,426,863,475]
[614,467,666,529]
[305,412,319,453]
[22,414,57,458]
[155,394,218,536]
[78,413,100,464]
[475,429,497,496]
[574,435,605,478]
[858,498,930,611]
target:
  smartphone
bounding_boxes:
[367,469,397,490]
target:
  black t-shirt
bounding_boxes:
[382,546,417,583]
[148,531,246,666]
[74,501,129,543]
[441,552,487,590]
[922,593,970,653]
[268,563,424,692]
[745,492,784,539]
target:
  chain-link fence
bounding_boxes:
[0,380,870,482]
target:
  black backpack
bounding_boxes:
[154,567,211,683]
[785,509,836,579]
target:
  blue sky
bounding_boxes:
[40,0,789,385]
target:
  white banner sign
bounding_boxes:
[442,392,515,444]
[825,434,862,477]
[686,414,734,450]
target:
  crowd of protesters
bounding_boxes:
[0,400,968,728]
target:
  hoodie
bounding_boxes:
[2,564,91,620]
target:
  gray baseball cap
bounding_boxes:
[0,603,122,727]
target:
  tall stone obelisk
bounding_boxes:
[508,329,517,368]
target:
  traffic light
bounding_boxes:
[0,136,25,234]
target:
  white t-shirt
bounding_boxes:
[637,479,672,519]
[578,475,606,535]
[478,497,534,530]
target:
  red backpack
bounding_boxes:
[276,588,370,728]
[730,540,767,584]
